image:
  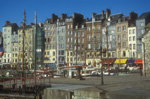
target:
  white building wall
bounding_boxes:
[128,27,136,58]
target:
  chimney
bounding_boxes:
[85,18,89,21]
[92,13,97,18]
[102,10,104,18]
[30,23,34,25]
[5,21,10,25]
[61,13,67,20]
[20,22,24,27]
[39,23,43,27]
[51,14,58,23]
[129,11,138,19]
[106,9,111,19]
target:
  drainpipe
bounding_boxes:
[142,38,145,76]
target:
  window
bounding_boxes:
[133,44,135,49]
[88,35,91,40]
[129,44,132,50]
[133,29,135,34]
[70,52,73,56]
[122,42,126,48]
[15,47,17,51]
[129,30,131,34]
[133,36,135,41]
[78,39,80,43]
[141,29,144,34]
[141,22,144,26]
[4,28,7,32]
[47,51,50,55]
[97,26,100,31]
[67,38,69,42]
[118,35,121,42]
[74,39,76,43]
[74,46,76,50]
[44,26,47,30]
[122,26,126,31]
[82,39,84,43]
[53,52,55,56]
[71,37,73,42]
[88,44,91,49]
[123,51,126,57]
[117,26,121,32]
[78,32,80,37]
[123,34,126,40]
[70,58,72,61]
[67,25,69,29]
[48,32,50,36]
[88,27,91,32]
[112,52,115,57]
[82,32,84,37]
[129,37,131,41]
[133,52,135,58]
[82,25,84,28]
[71,25,73,28]
[74,32,76,37]
[19,47,21,51]
[70,31,73,35]
[67,31,69,36]
[109,35,112,41]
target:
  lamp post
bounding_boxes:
[105,22,110,75]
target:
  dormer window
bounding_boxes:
[82,25,84,28]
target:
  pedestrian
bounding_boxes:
[140,65,142,76]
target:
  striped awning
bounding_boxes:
[114,59,127,64]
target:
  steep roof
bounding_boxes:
[138,12,150,19]
[110,13,123,24]
[3,23,18,27]
[18,25,33,30]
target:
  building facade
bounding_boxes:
[2,21,18,68]
[136,12,150,59]
[44,14,58,69]
[0,31,3,68]
[11,31,18,69]
[56,14,67,69]
[141,23,150,76]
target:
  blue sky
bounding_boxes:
[0,0,150,31]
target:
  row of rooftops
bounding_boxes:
[2,9,150,31]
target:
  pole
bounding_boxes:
[22,10,25,89]
[34,11,37,92]
[100,24,104,85]
[105,24,110,75]
[119,43,121,70]
[142,42,145,76]
[92,29,95,67]
[57,28,59,75]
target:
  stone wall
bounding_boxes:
[144,31,150,76]
[42,87,106,99]
[42,89,71,99]
[73,90,105,99]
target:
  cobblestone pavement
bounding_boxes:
[50,73,150,92]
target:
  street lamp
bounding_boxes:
[105,22,110,75]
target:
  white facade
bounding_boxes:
[128,27,136,58]
[2,27,12,64]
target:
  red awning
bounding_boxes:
[134,59,143,64]
[0,51,4,56]
[102,59,115,65]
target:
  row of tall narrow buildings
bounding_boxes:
[0,9,150,70]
